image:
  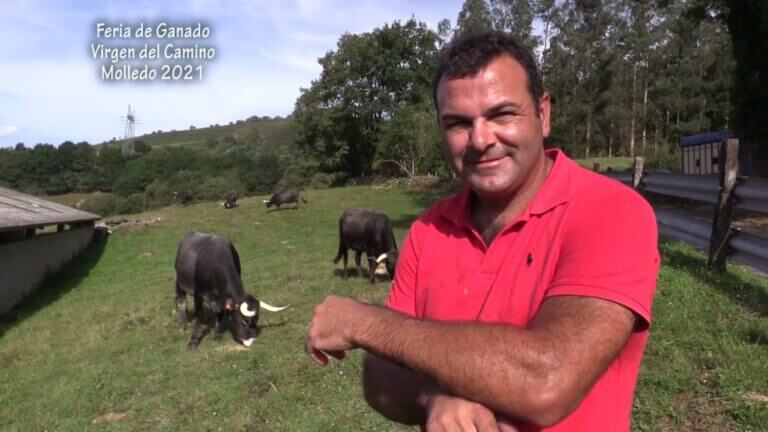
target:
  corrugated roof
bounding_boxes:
[0,186,100,232]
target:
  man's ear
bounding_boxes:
[225,298,234,311]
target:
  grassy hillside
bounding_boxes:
[44,191,111,209]
[1,186,766,431]
[107,117,295,152]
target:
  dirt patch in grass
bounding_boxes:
[92,412,127,423]
[217,344,249,352]
[667,392,733,431]
[105,217,163,230]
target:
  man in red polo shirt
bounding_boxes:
[306,31,659,431]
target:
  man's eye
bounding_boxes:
[494,112,516,121]
[444,121,468,130]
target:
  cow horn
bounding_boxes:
[375,253,388,263]
[239,302,257,317]
[259,301,289,312]
[262,199,269,203]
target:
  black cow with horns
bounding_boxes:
[174,232,289,349]
[223,188,238,209]
[333,209,398,283]
[174,190,193,206]
[264,189,306,210]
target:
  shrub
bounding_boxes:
[80,194,119,216]
[239,153,283,194]
[309,172,348,189]
[143,180,174,209]
[645,146,682,172]
[278,159,318,190]
[117,193,145,214]
[197,175,244,202]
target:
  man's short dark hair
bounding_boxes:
[432,31,544,116]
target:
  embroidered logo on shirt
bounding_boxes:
[526,252,533,267]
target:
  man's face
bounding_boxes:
[436,54,551,200]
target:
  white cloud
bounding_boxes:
[0,0,465,147]
[0,126,19,138]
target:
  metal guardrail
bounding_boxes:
[599,150,767,274]
[734,177,768,214]
[655,209,712,251]
[729,229,768,274]
[643,172,720,204]
[605,171,632,187]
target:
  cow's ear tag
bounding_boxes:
[225,299,234,311]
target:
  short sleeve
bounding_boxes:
[386,218,425,318]
[546,188,660,328]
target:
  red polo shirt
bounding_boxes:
[387,149,659,431]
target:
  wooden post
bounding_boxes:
[593,162,600,172]
[632,156,644,190]
[708,139,739,269]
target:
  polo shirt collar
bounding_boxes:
[441,148,573,227]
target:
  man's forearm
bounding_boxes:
[355,305,557,423]
[308,295,634,427]
[362,353,432,425]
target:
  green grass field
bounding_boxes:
[44,192,112,209]
[1,186,766,431]
[575,156,634,172]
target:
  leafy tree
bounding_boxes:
[456,0,493,35]
[293,19,438,176]
[133,140,152,155]
[489,0,537,51]
[376,104,445,177]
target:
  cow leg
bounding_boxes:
[355,251,365,278]
[213,309,225,341]
[188,294,204,350]
[367,252,377,283]
[342,249,349,279]
[176,282,187,330]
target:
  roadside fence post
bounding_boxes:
[708,138,739,270]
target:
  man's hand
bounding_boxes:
[306,295,367,365]
[425,392,514,432]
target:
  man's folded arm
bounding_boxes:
[357,295,636,427]
[362,353,432,425]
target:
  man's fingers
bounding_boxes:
[327,350,346,360]
[309,347,329,365]
[472,412,501,432]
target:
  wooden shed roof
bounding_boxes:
[0,187,100,232]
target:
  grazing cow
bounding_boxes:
[174,190,193,206]
[264,189,307,210]
[224,188,239,209]
[174,232,289,349]
[333,209,398,283]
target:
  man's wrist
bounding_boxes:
[349,302,379,348]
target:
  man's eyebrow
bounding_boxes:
[439,101,524,124]
[484,101,523,115]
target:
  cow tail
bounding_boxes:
[230,242,242,276]
[333,218,344,264]
[387,219,397,252]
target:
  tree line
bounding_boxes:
[0,140,289,215]
[293,0,765,177]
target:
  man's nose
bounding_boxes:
[469,118,496,152]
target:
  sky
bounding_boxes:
[0,0,465,148]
